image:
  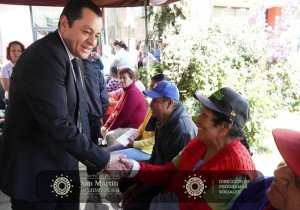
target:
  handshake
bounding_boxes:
[104,154,136,178]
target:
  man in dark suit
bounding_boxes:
[0,1,125,209]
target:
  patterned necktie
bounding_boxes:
[71,58,90,138]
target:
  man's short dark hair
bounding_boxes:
[151,73,169,83]
[59,0,102,28]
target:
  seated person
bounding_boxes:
[231,128,300,210]
[118,80,197,210]
[101,68,147,146]
[106,66,121,92]
[106,73,169,161]
[103,72,164,125]
[106,109,155,161]
[121,87,257,210]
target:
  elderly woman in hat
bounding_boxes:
[231,128,300,210]
[267,129,300,210]
[120,87,257,210]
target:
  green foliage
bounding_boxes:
[138,63,163,87]
[148,4,186,40]
[137,66,148,88]
[150,1,300,152]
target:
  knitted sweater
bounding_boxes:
[105,83,147,130]
[136,138,257,210]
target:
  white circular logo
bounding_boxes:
[183,174,207,200]
[51,174,73,198]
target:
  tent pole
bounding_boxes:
[144,0,150,74]
[144,0,149,46]
[29,6,36,41]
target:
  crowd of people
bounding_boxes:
[0,0,298,210]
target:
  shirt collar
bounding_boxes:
[58,30,75,61]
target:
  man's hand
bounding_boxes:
[119,157,134,171]
[127,135,137,148]
[127,139,134,148]
[90,52,100,59]
[104,154,131,178]
[100,126,107,139]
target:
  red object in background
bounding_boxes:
[266,7,282,27]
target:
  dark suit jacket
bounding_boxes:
[0,31,110,201]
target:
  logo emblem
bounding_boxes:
[51,174,73,198]
[213,90,224,100]
[183,174,207,200]
[230,110,236,117]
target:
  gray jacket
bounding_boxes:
[150,102,197,165]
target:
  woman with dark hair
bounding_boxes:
[101,68,147,146]
[111,40,133,69]
[0,41,25,104]
[120,87,257,210]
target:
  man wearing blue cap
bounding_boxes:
[143,80,197,165]
[120,80,197,209]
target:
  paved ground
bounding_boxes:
[252,111,300,177]
[1,111,299,209]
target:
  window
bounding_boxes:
[31,6,63,40]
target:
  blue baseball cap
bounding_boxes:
[143,80,179,100]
